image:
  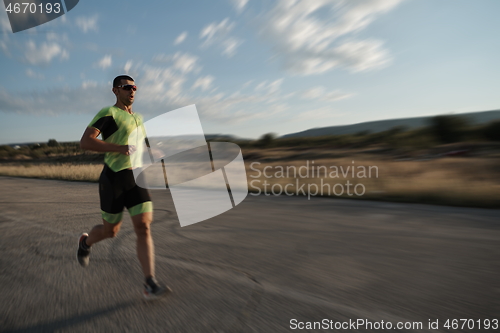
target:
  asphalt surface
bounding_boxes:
[0,176,499,333]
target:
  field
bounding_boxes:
[245,148,500,208]
[1,146,499,208]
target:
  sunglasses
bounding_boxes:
[116,84,137,91]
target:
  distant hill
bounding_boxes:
[5,141,44,148]
[205,134,237,141]
[282,109,500,138]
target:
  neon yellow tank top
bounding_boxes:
[88,106,145,172]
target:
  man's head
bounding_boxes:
[112,75,136,106]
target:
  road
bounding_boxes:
[0,176,499,332]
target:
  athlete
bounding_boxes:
[77,75,169,300]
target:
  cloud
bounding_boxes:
[153,52,200,74]
[0,40,9,55]
[192,76,215,92]
[25,69,44,79]
[200,18,243,57]
[0,85,109,116]
[301,86,354,101]
[0,58,289,128]
[24,40,69,65]
[192,92,287,125]
[82,81,98,89]
[124,60,133,73]
[45,32,69,43]
[174,32,188,45]
[172,52,199,73]
[96,55,112,69]
[340,39,392,72]
[231,0,250,13]
[0,9,16,56]
[323,90,354,102]
[259,0,404,75]
[0,9,11,33]
[75,15,98,33]
[221,38,242,57]
[254,79,283,94]
[1,18,71,63]
[113,61,286,124]
[134,64,189,105]
[301,86,325,99]
[295,106,345,121]
[200,18,233,45]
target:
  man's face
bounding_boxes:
[113,79,136,106]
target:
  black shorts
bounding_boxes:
[99,165,152,223]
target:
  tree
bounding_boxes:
[483,120,500,141]
[354,130,371,137]
[47,139,59,147]
[387,126,408,136]
[256,133,277,148]
[429,115,469,144]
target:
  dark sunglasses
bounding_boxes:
[116,84,137,91]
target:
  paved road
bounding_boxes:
[0,176,499,332]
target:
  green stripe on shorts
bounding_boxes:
[101,210,123,224]
[128,201,153,216]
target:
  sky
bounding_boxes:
[0,0,499,145]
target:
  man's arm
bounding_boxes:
[80,127,135,155]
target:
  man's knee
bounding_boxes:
[103,221,121,238]
[132,213,152,237]
[133,221,151,236]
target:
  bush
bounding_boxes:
[429,115,469,144]
[483,121,500,141]
[0,145,15,152]
[29,150,44,159]
[256,133,277,148]
[47,139,59,147]
[355,130,371,137]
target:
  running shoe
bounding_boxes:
[143,277,171,300]
[77,233,91,267]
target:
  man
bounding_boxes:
[77,75,169,300]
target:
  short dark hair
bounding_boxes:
[113,75,134,87]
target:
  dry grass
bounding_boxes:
[245,157,500,208]
[0,163,102,182]
[0,155,499,208]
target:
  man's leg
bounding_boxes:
[86,218,122,246]
[77,217,122,267]
[131,212,154,278]
[126,171,169,299]
[131,210,170,299]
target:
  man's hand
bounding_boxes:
[80,127,137,155]
[119,145,136,156]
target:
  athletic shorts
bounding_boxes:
[99,165,153,224]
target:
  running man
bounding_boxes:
[77,75,169,300]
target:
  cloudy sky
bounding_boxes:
[0,0,499,144]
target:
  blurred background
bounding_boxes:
[1,112,499,208]
[0,1,499,332]
[1,0,499,208]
